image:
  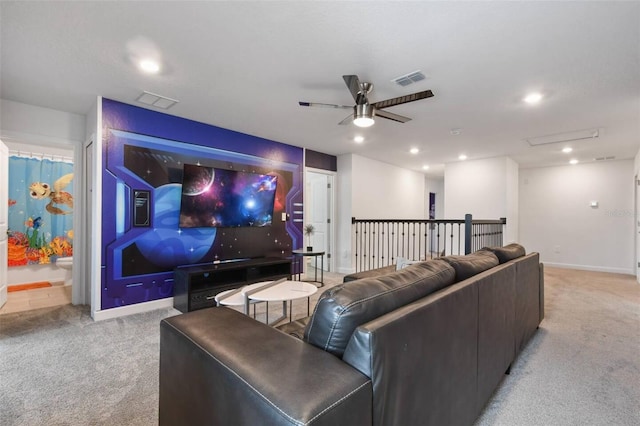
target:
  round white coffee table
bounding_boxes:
[245,280,318,324]
[215,282,267,318]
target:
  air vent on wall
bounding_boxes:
[391,70,426,87]
[526,128,600,146]
[594,156,616,161]
[136,91,179,109]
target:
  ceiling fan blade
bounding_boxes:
[299,101,352,109]
[343,75,366,104]
[375,109,412,123]
[372,89,434,110]
[338,113,354,125]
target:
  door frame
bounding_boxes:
[305,167,337,273]
[0,140,8,308]
[635,173,639,283]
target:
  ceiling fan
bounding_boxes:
[299,74,434,127]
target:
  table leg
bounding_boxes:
[314,254,324,288]
[314,255,318,282]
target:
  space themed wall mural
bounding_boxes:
[101,99,303,310]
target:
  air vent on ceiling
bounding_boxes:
[526,128,600,146]
[136,91,179,109]
[391,70,426,87]
[594,156,616,161]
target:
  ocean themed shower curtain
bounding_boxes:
[7,155,74,266]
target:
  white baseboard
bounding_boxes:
[337,266,355,275]
[544,262,635,276]
[92,297,177,321]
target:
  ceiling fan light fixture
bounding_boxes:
[354,117,375,128]
[353,104,375,127]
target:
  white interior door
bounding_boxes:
[306,171,332,271]
[0,140,9,308]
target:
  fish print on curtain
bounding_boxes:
[7,156,74,266]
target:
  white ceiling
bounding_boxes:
[2,1,639,175]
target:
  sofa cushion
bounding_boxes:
[481,243,526,264]
[441,250,499,282]
[304,259,455,357]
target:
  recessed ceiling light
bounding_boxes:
[422,165,430,170]
[458,154,467,160]
[569,159,579,165]
[410,147,420,155]
[354,136,364,143]
[523,92,543,104]
[562,147,573,153]
[139,59,160,74]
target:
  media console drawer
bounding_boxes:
[189,284,238,311]
[173,258,292,313]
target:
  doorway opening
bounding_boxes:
[0,138,80,315]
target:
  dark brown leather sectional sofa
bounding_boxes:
[159,243,544,425]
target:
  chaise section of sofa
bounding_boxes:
[159,308,372,426]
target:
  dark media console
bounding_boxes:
[173,258,292,313]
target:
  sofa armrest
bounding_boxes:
[159,307,372,426]
[343,265,396,282]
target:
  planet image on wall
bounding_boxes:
[134,184,216,267]
[182,164,214,196]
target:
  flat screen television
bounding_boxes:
[179,164,278,228]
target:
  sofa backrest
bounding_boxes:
[440,250,499,281]
[342,274,482,426]
[341,259,524,426]
[304,259,455,357]
[480,243,526,264]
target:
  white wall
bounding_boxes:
[633,149,640,282]
[1,99,86,142]
[520,160,635,274]
[351,154,425,219]
[444,156,518,243]
[505,158,519,244]
[0,99,85,287]
[336,154,353,273]
[336,154,426,273]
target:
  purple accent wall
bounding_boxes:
[101,99,303,310]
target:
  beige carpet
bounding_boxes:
[0,267,638,425]
[474,267,640,425]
